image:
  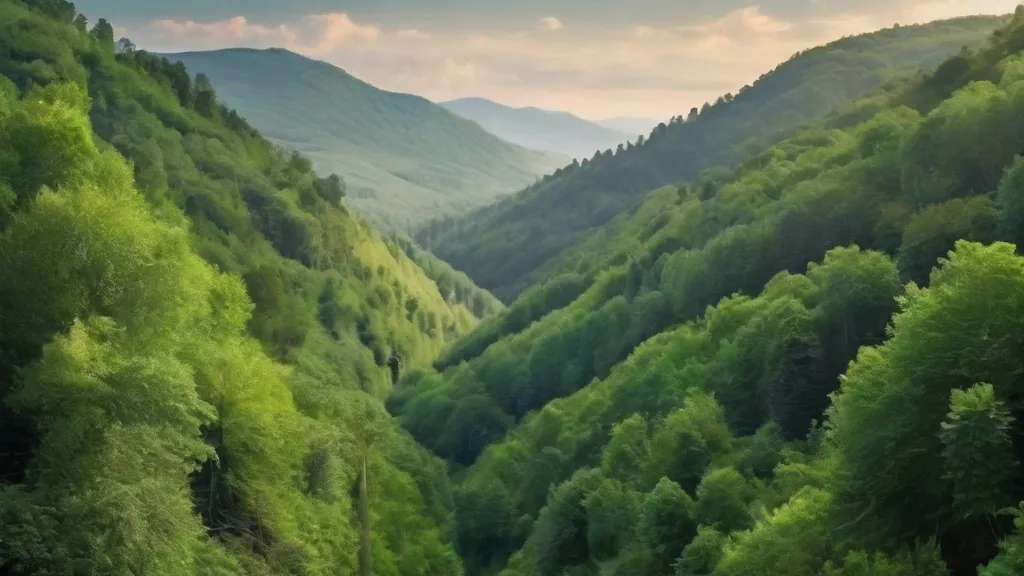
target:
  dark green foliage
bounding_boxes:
[637,478,698,574]
[692,468,755,533]
[939,383,1018,520]
[738,423,785,480]
[898,196,999,283]
[674,527,726,576]
[531,470,602,575]
[584,478,640,559]
[243,264,313,356]
[996,155,1024,245]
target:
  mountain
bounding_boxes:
[440,97,634,160]
[391,9,1024,575]
[11,1,1024,575]
[0,0,501,572]
[595,115,659,135]
[162,48,566,229]
[419,15,1006,301]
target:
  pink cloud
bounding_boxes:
[146,12,379,54]
[303,13,381,55]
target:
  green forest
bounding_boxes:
[0,0,489,573]
[417,15,1006,300]
[8,0,1024,575]
[391,6,1024,576]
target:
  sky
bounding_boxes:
[76,0,1021,120]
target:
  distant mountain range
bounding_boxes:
[594,116,660,136]
[440,97,638,160]
[161,48,566,229]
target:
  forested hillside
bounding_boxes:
[0,0,482,573]
[390,7,1024,576]
[440,97,633,161]
[164,48,565,229]
[419,15,1006,300]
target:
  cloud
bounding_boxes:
[704,6,793,34]
[305,13,381,53]
[396,29,431,40]
[148,12,381,56]
[539,16,564,31]
[123,1,1018,119]
[151,16,291,41]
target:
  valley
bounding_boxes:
[418,15,1007,301]
[4,1,1024,576]
[162,48,565,230]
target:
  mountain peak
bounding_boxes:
[439,97,632,159]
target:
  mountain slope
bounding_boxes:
[420,15,1006,300]
[391,10,1024,575]
[163,48,565,229]
[0,0,479,573]
[440,97,634,160]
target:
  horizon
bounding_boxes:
[78,0,1020,119]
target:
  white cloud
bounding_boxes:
[125,2,1018,119]
[539,16,565,31]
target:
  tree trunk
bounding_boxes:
[358,453,372,576]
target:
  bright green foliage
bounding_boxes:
[939,383,1018,520]
[807,245,902,360]
[600,414,650,484]
[643,390,732,492]
[715,487,834,576]
[14,2,1024,576]
[0,1,470,572]
[902,80,1024,208]
[827,242,1024,552]
[437,246,905,573]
